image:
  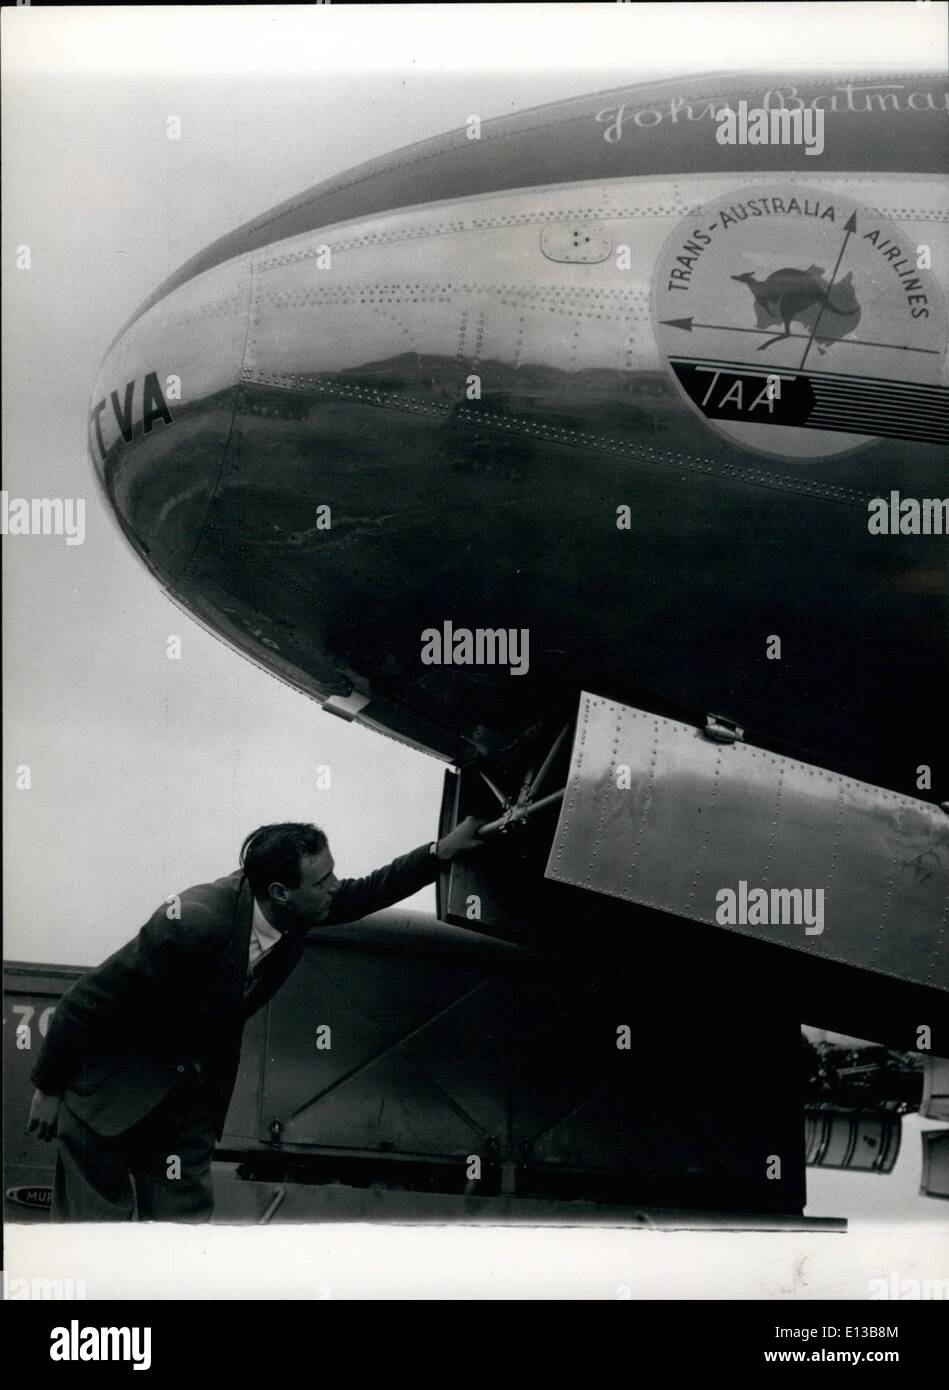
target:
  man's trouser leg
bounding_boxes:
[51,1071,215,1223]
[127,1070,215,1222]
[52,1103,135,1222]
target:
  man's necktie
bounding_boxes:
[243,932,292,1005]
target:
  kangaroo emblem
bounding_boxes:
[732,264,861,353]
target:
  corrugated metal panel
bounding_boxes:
[920,1054,949,1122]
[546,693,949,989]
[920,1129,949,1199]
[804,1107,901,1173]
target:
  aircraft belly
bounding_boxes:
[89,171,948,788]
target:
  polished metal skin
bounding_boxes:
[88,71,949,797]
[547,692,949,988]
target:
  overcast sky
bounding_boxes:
[3,4,947,1277]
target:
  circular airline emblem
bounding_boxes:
[651,185,948,459]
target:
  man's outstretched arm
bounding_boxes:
[323,817,485,925]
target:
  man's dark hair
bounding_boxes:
[240,823,329,898]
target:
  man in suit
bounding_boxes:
[27,816,485,1221]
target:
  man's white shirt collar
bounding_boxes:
[248,898,282,976]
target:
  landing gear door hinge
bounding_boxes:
[704,714,745,744]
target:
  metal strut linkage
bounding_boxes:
[477,723,571,839]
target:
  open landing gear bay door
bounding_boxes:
[545,693,949,993]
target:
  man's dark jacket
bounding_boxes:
[31,845,437,1138]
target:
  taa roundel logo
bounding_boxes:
[651,186,948,460]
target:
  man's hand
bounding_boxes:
[27,1089,62,1142]
[435,815,488,862]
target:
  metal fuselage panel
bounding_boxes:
[88,72,949,792]
[115,70,949,338]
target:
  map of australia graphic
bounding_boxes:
[731,265,862,352]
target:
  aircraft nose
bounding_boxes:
[87,257,252,589]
